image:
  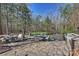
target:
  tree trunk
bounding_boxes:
[0,4,2,34]
[23,19,26,38]
[6,4,9,35]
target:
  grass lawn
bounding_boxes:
[31,32,48,35]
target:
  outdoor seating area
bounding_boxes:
[0,3,79,56]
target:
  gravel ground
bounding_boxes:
[0,41,71,56]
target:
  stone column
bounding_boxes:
[66,39,75,56]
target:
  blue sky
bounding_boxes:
[27,3,66,16]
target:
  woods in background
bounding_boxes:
[0,3,79,35]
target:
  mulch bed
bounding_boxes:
[70,48,79,56]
